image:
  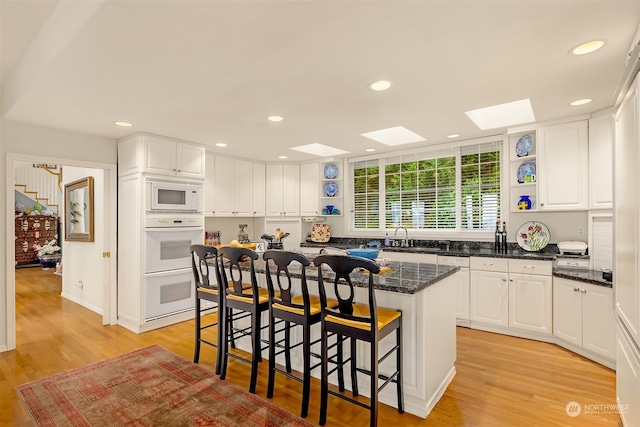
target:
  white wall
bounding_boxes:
[61,167,106,314]
[1,119,117,352]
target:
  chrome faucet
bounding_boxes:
[394,226,409,247]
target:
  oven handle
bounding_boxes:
[145,226,204,232]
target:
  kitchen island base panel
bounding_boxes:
[227,268,459,419]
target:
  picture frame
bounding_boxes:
[64,176,94,242]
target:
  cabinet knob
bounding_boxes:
[177,169,182,173]
[502,278,507,282]
[172,168,177,172]
[540,202,545,206]
[573,287,579,292]
[580,288,587,293]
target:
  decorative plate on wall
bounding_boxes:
[324,163,338,179]
[516,221,550,252]
[515,134,533,157]
[517,162,536,183]
[324,181,338,197]
[310,223,331,243]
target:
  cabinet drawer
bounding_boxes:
[509,259,552,275]
[556,258,589,269]
[470,257,508,272]
[438,255,470,267]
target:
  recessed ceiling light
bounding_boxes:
[278,155,288,159]
[360,126,426,146]
[215,143,227,147]
[113,121,133,127]
[447,134,460,139]
[569,40,605,56]
[268,115,284,122]
[465,99,535,130]
[369,80,392,91]
[570,98,592,106]
[290,143,349,157]
[365,148,376,152]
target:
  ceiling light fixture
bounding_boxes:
[215,143,227,147]
[113,121,133,127]
[290,143,349,157]
[365,148,376,152]
[465,99,535,130]
[278,155,288,159]
[361,126,426,146]
[447,134,460,139]
[570,98,592,106]
[569,40,605,56]
[268,115,284,122]
[369,80,392,91]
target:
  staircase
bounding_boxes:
[14,163,62,215]
[14,184,59,215]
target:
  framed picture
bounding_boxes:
[64,176,94,242]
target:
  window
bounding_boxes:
[351,140,501,231]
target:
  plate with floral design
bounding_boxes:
[516,221,550,252]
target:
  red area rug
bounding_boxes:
[16,345,313,426]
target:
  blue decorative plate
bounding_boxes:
[324,181,338,197]
[517,162,536,183]
[516,134,533,157]
[324,163,338,179]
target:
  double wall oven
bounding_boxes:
[144,216,204,321]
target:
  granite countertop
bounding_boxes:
[232,258,460,295]
[552,268,613,288]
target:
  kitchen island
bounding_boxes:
[228,256,460,419]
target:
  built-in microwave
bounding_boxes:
[146,179,202,212]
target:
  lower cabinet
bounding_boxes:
[470,269,508,326]
[508,272,552,334]
[438,256,470,324]
[553,277,615,362]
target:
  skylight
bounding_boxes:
[290,143,349,157]
[465,99,536,130]
[360,126,426,146]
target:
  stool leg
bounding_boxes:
[267,312,276,399]
[396,319,404,413]
[350,337,358,397]
[301,323,311,418]
[370,340,379,427]
[193,297,201,364]
[285,320,292,373]
[337,334,345,392]
[319,322,329,426]
[215,301,223,375]
[229,307,236,349]
[249,309,260,393]
[219,306,229,381]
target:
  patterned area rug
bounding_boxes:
[16,345,313,426]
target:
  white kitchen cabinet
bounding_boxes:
[438,256,470,324]
[589,113,614,209]
[266,164,300,216]
[554,277,615,362]
[537,120,588,211]
[252,163,266,216]
[300,162,320,216]
[509,272,552,334]
[470,269,509,326]
[212,156,253,216]
[617,320,640,427]
[379,250,438,264]
[204,152,215,214]
[118,133,205,178]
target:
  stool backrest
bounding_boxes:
[190,244,221,290]
[263,250,311,314]
[218,246,260,299]
[313,254,380,332]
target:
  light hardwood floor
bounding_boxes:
[1,267,621,426]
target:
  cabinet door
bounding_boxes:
[589,114,613,209]
[252,163,266,216]
[213,156,236,216]
[300,162,320,215]
[553,278,583,346]
[204,152,215,215]
[582,283,615,360]
[470,270,508,326]
[537,120,588,210]
[617,321,640,427]
[453,268,470,321]
[234,159,253,216]
[176,142,205,178]
[282,165,300,216]
[144,135,176,176]
[266,165,285,216]
[509,273,552,333]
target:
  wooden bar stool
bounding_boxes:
[190,244,224,374]
[218,246,272,394]
[263,250,339,418]
[313,254,404,427]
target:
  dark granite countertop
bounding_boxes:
[552,268,613,288]
[235,258,460,295]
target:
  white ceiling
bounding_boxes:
[1,0,638,162]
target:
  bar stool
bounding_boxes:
[313,254,404,427]
[218,246,272,393]
[190,244,223,374]
[263,250,339,418]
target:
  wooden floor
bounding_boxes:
[1,267,621,426]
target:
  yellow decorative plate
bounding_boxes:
[310,223,331,243]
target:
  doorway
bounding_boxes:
[5,153,118,351]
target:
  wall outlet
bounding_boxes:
[76,280,83,289]
[577,226,585,236]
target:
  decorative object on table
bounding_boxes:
[15,345,313,427]
[524,173,536,183]
[261,228,290,249]
[515,134,534,157]
[517,195,533,210]
[33,238,61,270]
[332,208,340,215]
[516,221,550,252]
[557,240,588,255]
[517,162,536,184]
[64,176,94,242]
[237,224,250,243]
[324,181,338,197]
[325,205,334,215]
[323,163,338,179]
[310,223,331,243]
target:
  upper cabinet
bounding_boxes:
[300,162,320,216]
[210,156,253,216]
[589,114,614,209]
[266,164,300,217]
[537,120,588,211]
[118,133,205,179]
